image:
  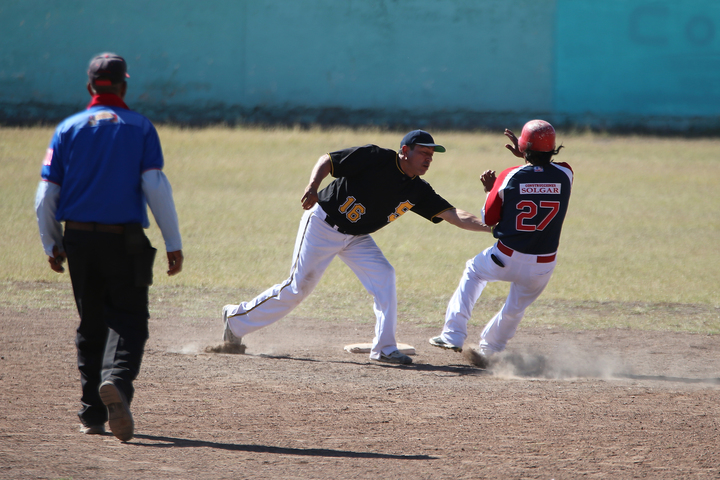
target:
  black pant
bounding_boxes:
[63,229,151,426]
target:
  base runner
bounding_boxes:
[429,120,574,367]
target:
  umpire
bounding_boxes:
[35,53,184,441]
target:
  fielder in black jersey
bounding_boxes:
[318,144,453,235]
[430,121,574,368]
[222,130,491,365]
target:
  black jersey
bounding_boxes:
[483,161,573,255]
[317,145,453,235]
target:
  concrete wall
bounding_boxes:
[555,0,720,131]
[1,0,718,131]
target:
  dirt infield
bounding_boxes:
[2,284,719,479]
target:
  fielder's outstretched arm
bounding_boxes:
[438,208,492,232]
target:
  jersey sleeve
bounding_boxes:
[410,180,454,223]
[141,121,164,173]
[482,165,521,226]
[35,181,63,255]
[552,161,574,184]
[142,170,182,252]
[41,128,64,186]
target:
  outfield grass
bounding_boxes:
[1,126,718,332]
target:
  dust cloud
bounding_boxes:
[491,343,625,380]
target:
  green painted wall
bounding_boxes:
[555,0,720,130]
[1,0,718,131]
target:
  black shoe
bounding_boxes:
[375,349,413,364]
[429,336,462,352]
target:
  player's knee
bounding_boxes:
[292,283,312,301]
[501,309,526,323]
[295,269,322,296]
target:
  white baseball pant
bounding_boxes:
[225,204,399,360]
[439,242,556,353]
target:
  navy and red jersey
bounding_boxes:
[41,94,164,227]
[483,161,573,255]
[317,144,453,235]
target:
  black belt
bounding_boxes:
[323,215,350,235]
[65,221,125,234]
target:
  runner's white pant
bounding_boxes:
[225,205,398,360]
[439,243,556,353]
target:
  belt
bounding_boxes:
[323,215,350,235]
[497,241,556,263]
[65,221,125,234]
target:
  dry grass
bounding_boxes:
[2,126,718,332]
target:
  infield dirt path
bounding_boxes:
[2,285,719,479]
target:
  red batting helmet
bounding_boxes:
[518,120,556,153]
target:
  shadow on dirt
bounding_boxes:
[247,353,489,376]
[615,373,720,385]
[203,349,720,384]
[130,434,435,460]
